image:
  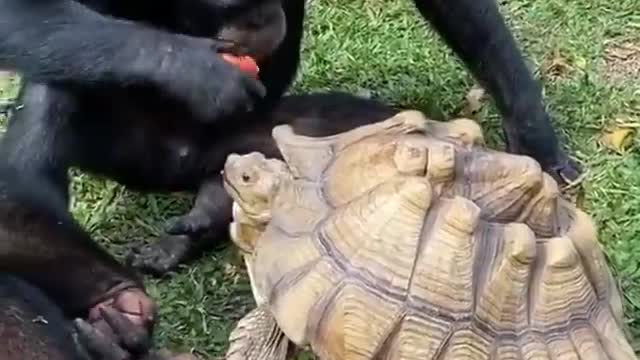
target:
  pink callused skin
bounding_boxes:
[88,288,157,348]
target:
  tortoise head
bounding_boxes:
[223,152,290,226]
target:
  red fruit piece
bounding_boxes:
[221,53,260,78]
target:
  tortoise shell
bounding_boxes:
[225,111,635,359]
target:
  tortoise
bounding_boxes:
[221,110,636,360]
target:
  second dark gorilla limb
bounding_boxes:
[127,177,233,275]
[0,164,157,358]
[0,274,84,360]
[0,274,199,359]
[0,0,267,122]
[412,0,582,183]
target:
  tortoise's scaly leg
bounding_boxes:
[226,305,292,360]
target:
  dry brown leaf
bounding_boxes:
[540,48,585,81]
[543,49,574,80]
[598,118,639,154]
[459,85,487,119]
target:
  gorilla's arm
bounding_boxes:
[0,0,264,120]
[0,0,164,85]
[0,200,141,316]
[0,165,157,356]
[0,165,139,316]
[257,0,306,107]
[413,0,580,182]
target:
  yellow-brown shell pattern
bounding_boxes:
[249,111,635,360]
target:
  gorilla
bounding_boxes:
[0,0,581,276]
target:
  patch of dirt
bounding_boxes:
[603,40,640,84]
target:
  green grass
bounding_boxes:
[2,0,640,357]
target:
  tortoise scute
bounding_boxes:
[530,237,597,331]
[564,207,625,317]
[439,329,493,358]
[270,179,330,234]
[474,223,535,330]
[227,111,636,360]
[393,140,429,176]
[272,110,428,182]
[445,151,547,224]
[426,117,485,147]
[517,174,561,237]
[340,282,406,359]
[408,197,480,315]
[423,140,456,185]
[322,178,434,291]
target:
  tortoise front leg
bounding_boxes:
[226,305,293,360]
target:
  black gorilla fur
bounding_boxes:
[0,0,581,276]
[0,163,155,359]
[0,274,86,360]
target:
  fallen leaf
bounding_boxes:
[598,118,639,154]
[459,85,487,119]
[574,56,587,71]
[542,48,574,80]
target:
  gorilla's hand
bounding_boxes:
[155,37,266,122]
[74,287,157,359]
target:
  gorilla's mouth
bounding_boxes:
[214,38,249,56]
[214,34,279,62]
[215,1,287,63]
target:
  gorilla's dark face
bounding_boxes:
[172,0,286,61]
[215,0,287,61]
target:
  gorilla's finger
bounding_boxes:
[100,307,151,353]
[74,318,130,360]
